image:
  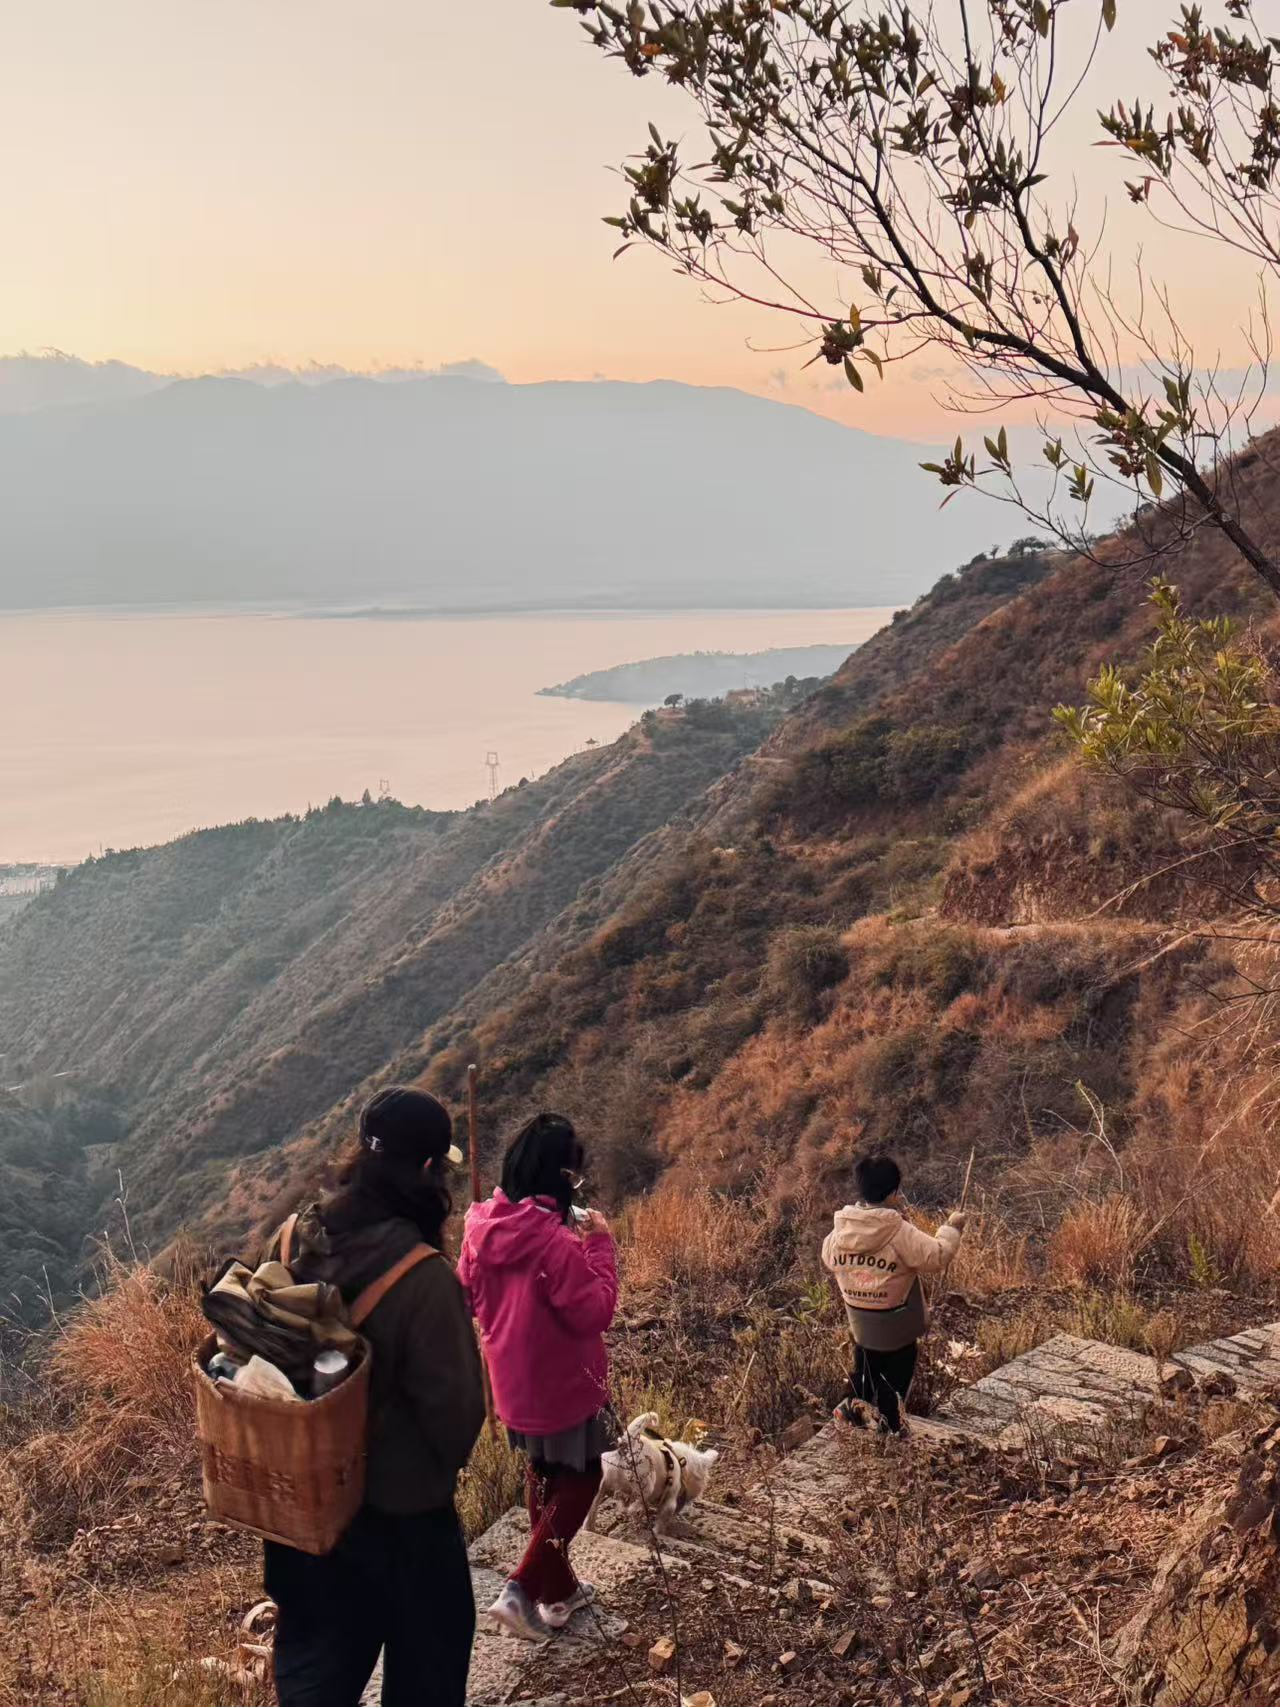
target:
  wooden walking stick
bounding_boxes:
[926,1146,976,1312]
[467,1063,497,1434]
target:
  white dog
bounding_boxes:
[593,1413,720,1534]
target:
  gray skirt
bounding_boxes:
[507,1407,618,1472]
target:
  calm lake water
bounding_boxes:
[2,606,895,863]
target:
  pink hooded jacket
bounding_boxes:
[458,1190,618,1436]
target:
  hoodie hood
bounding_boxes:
[463,1188,568,1270]
[289,1199,423,1303]
[828,1203,904,1256]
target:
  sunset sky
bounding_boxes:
[2,0,1268,439]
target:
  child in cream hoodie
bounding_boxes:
[822,1152,966,1433]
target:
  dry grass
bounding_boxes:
[975,1291,1187,1372]
[620,1185,768,1293]
[457,1422,524,1541]
[946,1212,1034,1295]
[1046,1195,1158,1291]
[10,1253,206,1547]
[78,1649,271,1707]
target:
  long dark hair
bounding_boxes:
[328,1138,453,1250]
[500,1113,584,1223]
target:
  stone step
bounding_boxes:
[1175,1322,1280,1391]
[938,1334,1172,1446]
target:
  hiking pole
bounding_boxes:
[467,1063,498,1435]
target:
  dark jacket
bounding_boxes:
[274,1193,485,1516]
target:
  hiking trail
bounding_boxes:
[360,1319,1280,1705]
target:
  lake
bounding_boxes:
[2,606,896,862]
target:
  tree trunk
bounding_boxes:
[1116,1420,1280,1705]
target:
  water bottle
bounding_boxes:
[312,1348,351,1398]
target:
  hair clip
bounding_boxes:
[364,1134,385,1153]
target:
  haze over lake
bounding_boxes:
[4,606,894,862]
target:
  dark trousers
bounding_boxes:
[265,1504,474,1707]
[847,1341,918,1433]
[512,1459,602,1606]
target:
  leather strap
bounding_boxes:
[278,1213,300,1268]
[350,1246,437,1326]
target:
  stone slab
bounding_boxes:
[1176,1322,1280,1392]
[939,1335,1164,1440]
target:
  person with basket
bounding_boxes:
[262,1087,485,1705]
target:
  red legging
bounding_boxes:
[512,1458,602,1606]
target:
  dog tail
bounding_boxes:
[627,1411,660,1437]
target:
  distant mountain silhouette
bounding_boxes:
[0,350,506,413]
[0,366,1007,610]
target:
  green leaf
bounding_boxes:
[1146,452,1164,498]
[1032,0,1050,36]
[1102,0,1117,29]
[843,357,864,392]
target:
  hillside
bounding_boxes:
[10,471,1280,1705]
[6,453,1280,1309]
[202,453,1280,1289]
[0,697,784,1313]
[0,373,1008,612]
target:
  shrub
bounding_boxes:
[761,925,849,1022]
[765,717,974,829]
[881,725,971,803]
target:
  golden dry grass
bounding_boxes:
[1046,1195,1157,1291]
[620,1185,767,1292]
[8,1252,207,1547]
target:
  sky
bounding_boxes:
[0,0,1269,439]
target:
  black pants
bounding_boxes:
[846,1341,918,1433]
[265,1504,474,1707]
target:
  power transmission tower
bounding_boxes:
[485,751,500,802]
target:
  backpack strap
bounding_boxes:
[350,1246,437,1327]
[277,1213,300,1268]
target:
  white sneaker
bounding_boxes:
[486,1580,550,1642]
[538,1582,597,1630]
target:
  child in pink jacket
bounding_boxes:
[459,1113,618,1641]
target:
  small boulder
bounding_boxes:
[649,1635,678,1675]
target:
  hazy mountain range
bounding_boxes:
[0,351,1009,612]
